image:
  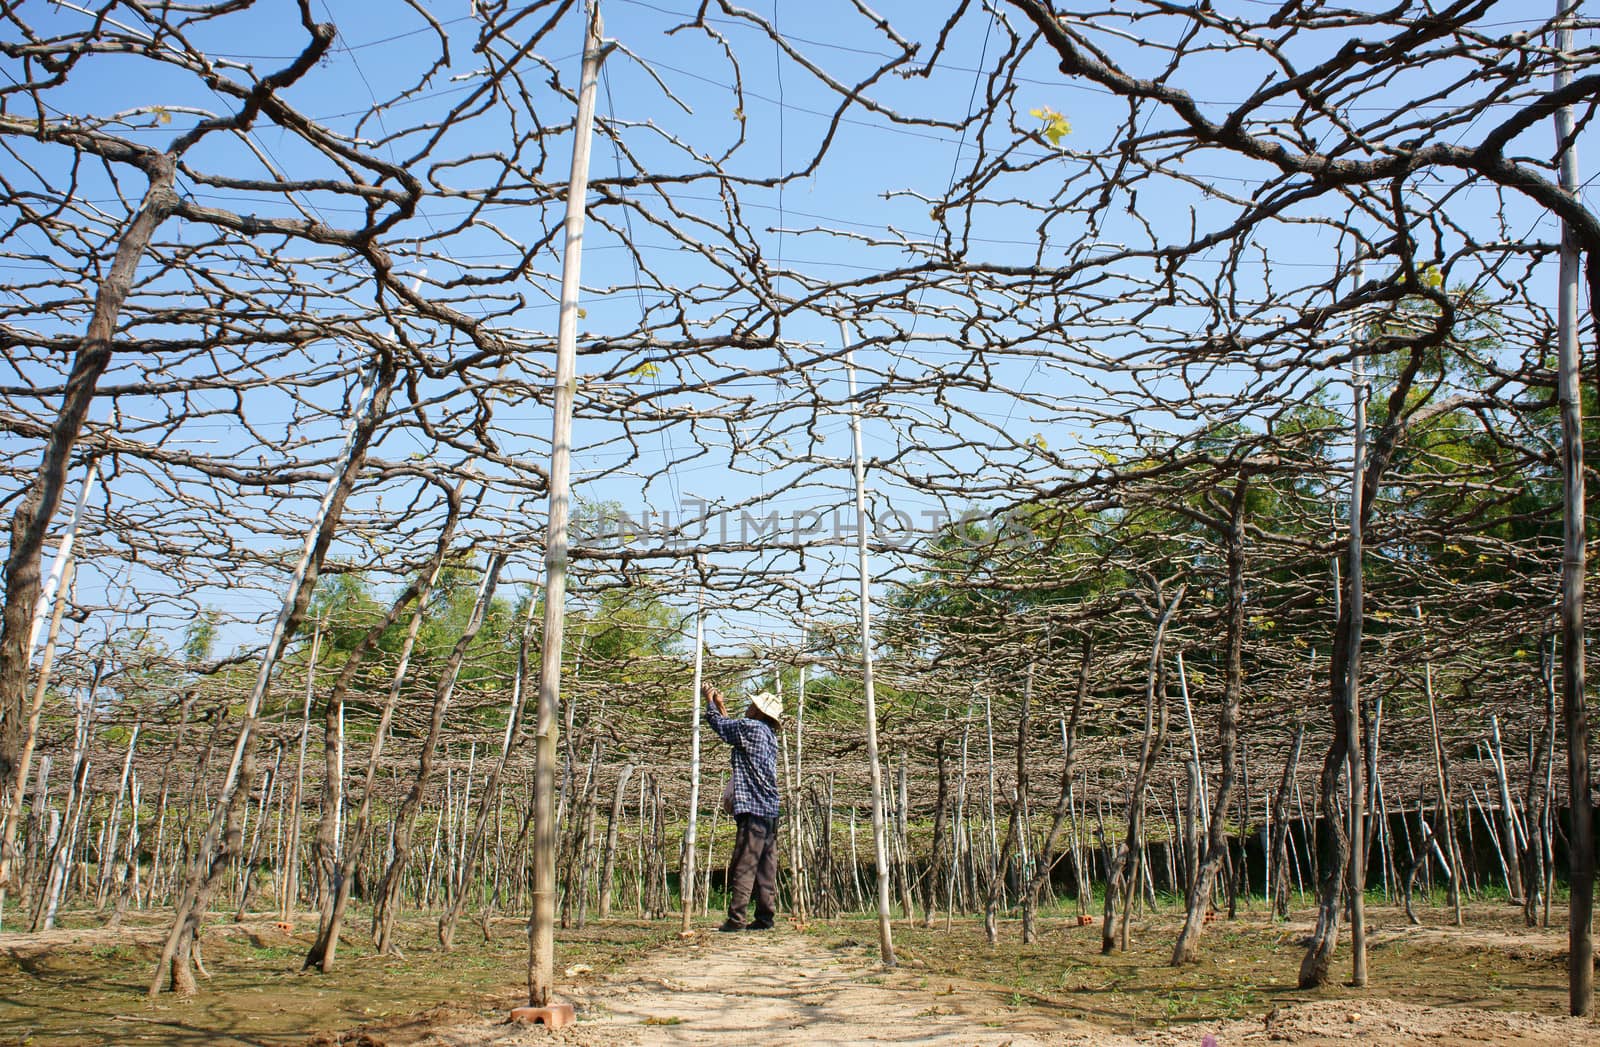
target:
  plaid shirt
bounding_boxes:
[705,702,781,818]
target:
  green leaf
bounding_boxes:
[1030,106,1072,148]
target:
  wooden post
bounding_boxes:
[950,710,970,925]
[1177,652,1208,832]
[1271,726,1304,917]
[1,461,94,925]
[702,775,720,916]
[37,695,90,931]
[0,556,75,925]
[457,744,475,895]
[98,723,140,909]
[1344,327,1369,987]
[840,318,896,967]
[0,464,93,903]
[792,662,809,919]
[527,2,605,1013]
[372,556,504,954]
[438,597,536,951]
[114,771,142,922]
[897,758,915,922]
[1104,588,1184,954]
[597,763,633,918]
[1418,609,1463,925]
[1488,715,1525,900]
[282,622,321,922]
[1528,635,1559,927]
[1554,2,1593,1012]
[983,686,999,913]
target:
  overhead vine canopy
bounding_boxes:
[2,0,1599,1013]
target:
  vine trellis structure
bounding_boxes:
[0,0,1597,1021]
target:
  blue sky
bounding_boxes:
[2,0,1592,667]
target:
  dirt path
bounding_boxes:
[393,928,1120,1046]
[326,927,1600,1047]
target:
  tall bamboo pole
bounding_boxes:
[840,317,896,968]
[528,2,605,1010]
[1554,0,1593,1015]
[681,590,704,934]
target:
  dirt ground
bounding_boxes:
[5,903,1600,1046]
[321,903,1600,1047]
[0,911,670,1047]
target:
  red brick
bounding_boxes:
[510,1003,577,1030]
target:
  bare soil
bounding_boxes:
[330,902,1600,1047]
[5,902,1600,1046]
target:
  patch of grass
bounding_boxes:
[0,908,671,1047]
[88,944,135,962]
[800,901,1572,1032]
[242,943,300,961]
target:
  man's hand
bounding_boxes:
[702,682,726,716]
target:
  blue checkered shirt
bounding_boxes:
[705,702,781,818]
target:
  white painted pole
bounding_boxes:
[796,662,806,784]
[1177,652,1208,830]
[332,698,345,860]
[27,464,97,659]
[681,590,705,934]
[840,317,896,967]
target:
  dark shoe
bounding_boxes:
[748,921,774,931]
[718,919,746,932]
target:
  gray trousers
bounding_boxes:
[728,813,779,926]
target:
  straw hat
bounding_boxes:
[747,690,783,722]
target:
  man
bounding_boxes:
[703,682,782,931]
